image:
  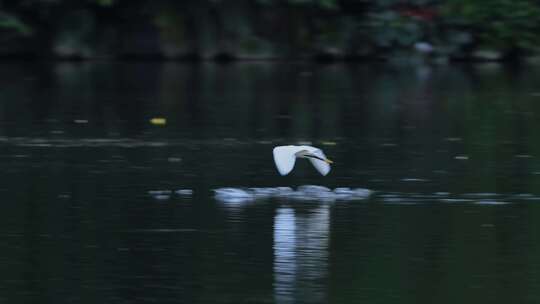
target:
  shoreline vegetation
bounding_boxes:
[2,0,540,63]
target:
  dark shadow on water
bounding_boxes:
[2,62,540,303]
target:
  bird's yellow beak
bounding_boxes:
[325,158,334,164]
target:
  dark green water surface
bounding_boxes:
[2,62,540,303]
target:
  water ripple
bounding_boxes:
[473,200,511,206]
[1,137,169,148]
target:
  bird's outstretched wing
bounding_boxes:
[273,146,298,175]
[308,149,331,176]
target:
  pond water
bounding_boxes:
[1,62,540,303]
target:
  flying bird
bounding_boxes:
[273,145,333,176]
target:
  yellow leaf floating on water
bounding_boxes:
[321,141,337,146]
[150,117,167,125]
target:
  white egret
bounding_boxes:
[273,145,333,176]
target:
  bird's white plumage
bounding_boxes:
[273,145,332,176]
[273,146,298,176]
[307,149,331,176]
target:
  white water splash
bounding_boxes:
[149,189,193,200]
[213,185,373,203]
[175,189,193,196]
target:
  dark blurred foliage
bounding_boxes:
[1,0,540,60]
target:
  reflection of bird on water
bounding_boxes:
[274,205,330,303]
[273,145,333,176]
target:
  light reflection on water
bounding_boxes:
[274,205,330,304]
[274,208,297,304]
